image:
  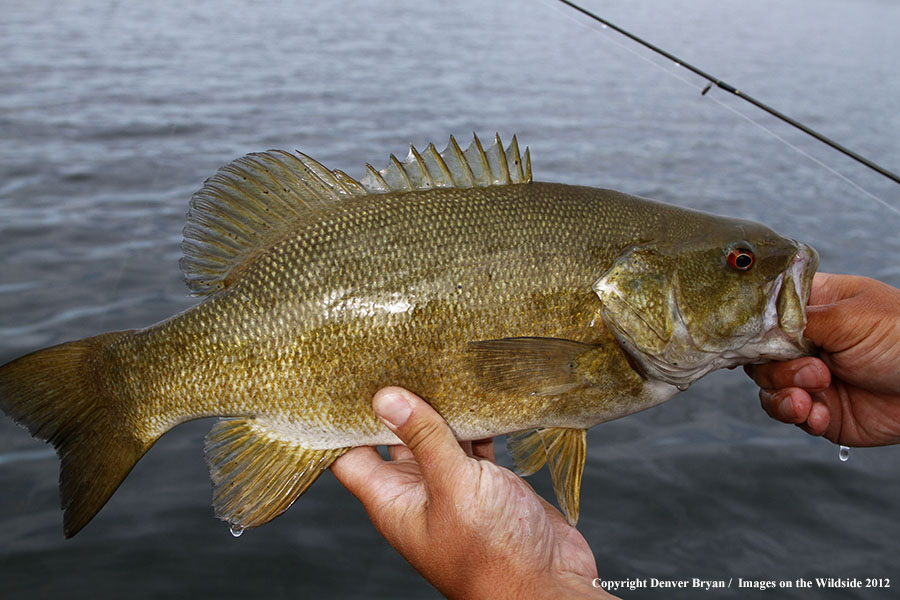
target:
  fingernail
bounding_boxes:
[794,365,819,389]
[373,391,412,428]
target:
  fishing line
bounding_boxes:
[549,0,900,208]
[704,94,900,217]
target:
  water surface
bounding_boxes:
[1,0,898,598]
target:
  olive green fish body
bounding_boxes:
[117,183,674,444]
[0,135,818,536]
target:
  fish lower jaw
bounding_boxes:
[738,333,812,363]
[627,330,809,390]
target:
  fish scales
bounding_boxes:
[116,184,655,442]
[0,134,818,536]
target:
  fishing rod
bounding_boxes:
[557,0,900,187]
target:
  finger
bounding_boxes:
[746,358,830,391]
[803,274,900,350]
[807,272,878,306]
[804,303,861,351]
[807,272,844,306]
[330,446,386,501]
[471,438,495,462]
[800,402,831,437]
[759,388,812,424]
[460,440,474,456]
[388,444,414,461]
[372,387,466,487]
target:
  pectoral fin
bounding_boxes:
[204,418,347,531]
[468,337,601,396]
[506,426,587,526]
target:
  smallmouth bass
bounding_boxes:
[0,134,818,537]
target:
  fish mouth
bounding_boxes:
[761,241,819,358]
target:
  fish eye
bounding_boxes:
[727,247,755,271]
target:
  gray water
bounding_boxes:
[1,0,899,598]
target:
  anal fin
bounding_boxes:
[204,417,347,530]
[507,427,587,526]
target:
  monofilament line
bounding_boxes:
[704,95,900,218]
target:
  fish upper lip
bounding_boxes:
[793,242,819,352]
[794,242,819,305]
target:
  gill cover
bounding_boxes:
[592,245,677,358]
[593,243,744,388]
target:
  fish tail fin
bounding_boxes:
[0,330,151,537]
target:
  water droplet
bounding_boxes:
[839,446,850,462]
[676,383,689,392]
[230,525,244,537]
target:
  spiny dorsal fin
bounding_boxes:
[204,417,348,530]
[360,133,531,193]
[180,150,368,296]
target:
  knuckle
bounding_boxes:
[750,363,776,389]
[403,416,447,456]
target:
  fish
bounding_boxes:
[0,134,818,537]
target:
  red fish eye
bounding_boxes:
[727,248,755,271]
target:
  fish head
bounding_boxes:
[592,216,818,388]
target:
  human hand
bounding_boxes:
[331,387,615,599]
[746,272,900,446]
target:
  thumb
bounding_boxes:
[803,274,898,351]
[373,387,466,484]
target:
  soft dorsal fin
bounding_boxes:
[180,149,368,296]
[180,134,531,296]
